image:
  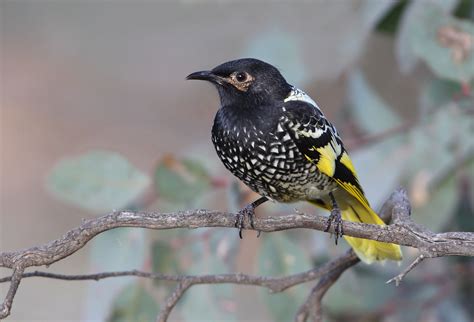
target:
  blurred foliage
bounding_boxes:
[155,155,211,206]
[44,1,474,321]
[244,30,307,85]
[454,0,474,19]
[376,0,409,34]
[179,257,235,321]
[47,150,149,212]
[107,283,159,322]
[348,69,402,136]
[151,240,181,278]
[410,5,474,83]
[258,233,312,322]
[395,0,460,74]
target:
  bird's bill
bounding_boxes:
[186,70,224,84]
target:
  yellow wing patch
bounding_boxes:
[315,144,337,177]
[339,151,356,176]
[304,137,340,177]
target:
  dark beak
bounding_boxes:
[186,70,223,84]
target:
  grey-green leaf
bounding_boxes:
[151,240,181,288]
[154,156,211,205]
[324,268,397,313]
[396,0,459,74]
[348,69,402,135]
[258,233,311,322]
[107,283,159,322]
[419,78,462,115]
[410,4,474,83]
[47,150,150,212]
[179,256,236,322]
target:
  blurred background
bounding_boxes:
[1,1,473,321]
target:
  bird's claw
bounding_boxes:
[324,207,344,244]
[235,203,256,239]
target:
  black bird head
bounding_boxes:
[187,58,292,107]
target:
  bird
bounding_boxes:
[186,58,402,264]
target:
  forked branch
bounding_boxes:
[0,189,473,320]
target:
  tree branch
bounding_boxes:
[0,189,473,319]
[294,252,359,322]
[0,251,358,293]
[156,280,192,322]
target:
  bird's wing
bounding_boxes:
[281,101,370,208]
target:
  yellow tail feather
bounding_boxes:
[340,199,402,264]
[308,197,402,264]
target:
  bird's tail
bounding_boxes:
[309,196,402,264]
[339,197,402,264]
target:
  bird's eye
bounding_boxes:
[234,72,248,82]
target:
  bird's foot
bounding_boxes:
[324,207,344,245]
[235,203,256,239]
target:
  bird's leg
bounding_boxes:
[235,196,268,239]
[324,192,344,244]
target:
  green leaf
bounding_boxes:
[154,156,211,205]
[179,256,235,321]
[407,107,473,182]
[84,228,147,321]
[47,150,150,212]
[376,0,409,35]
[406,107,473,230]
[412,157,474,231]
[348,69,402,135]
[420,78,462,114]
[107,283,159,322]
[395,0,459,74]
[258,233,311,322]
[454,0,474,20]
[151,240,180,287]
[436,298,471,322]
[358,0,398,31]
[324,267,397,313]
[410,4,474,83]
[350,136,409,208]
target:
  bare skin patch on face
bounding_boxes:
[226,71,255,92]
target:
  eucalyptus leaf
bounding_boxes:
[419,78,462,115]
[406,106,473,182]
[351,136,409,208]
[348,69,402,135]
[151,240,181,287]
[436,298,471,322]
[179,257,235,321]
[410,4,474,83]
[406,106,473,230]
[155,156,211,205]
[412,157,473,231]
[396,0,459,74]
[107,283,159,322]
[47,150,150,212]
[359,0,398,30]
[324,268,397,313]
[258,233,311,322]
[84,228,147,321]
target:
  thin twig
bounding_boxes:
[294,252,359,322]
[386,254,426,286]
[0,267,24,319]
[345,119,417,150]
[0,251,358,293]
[156,280,192,322]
